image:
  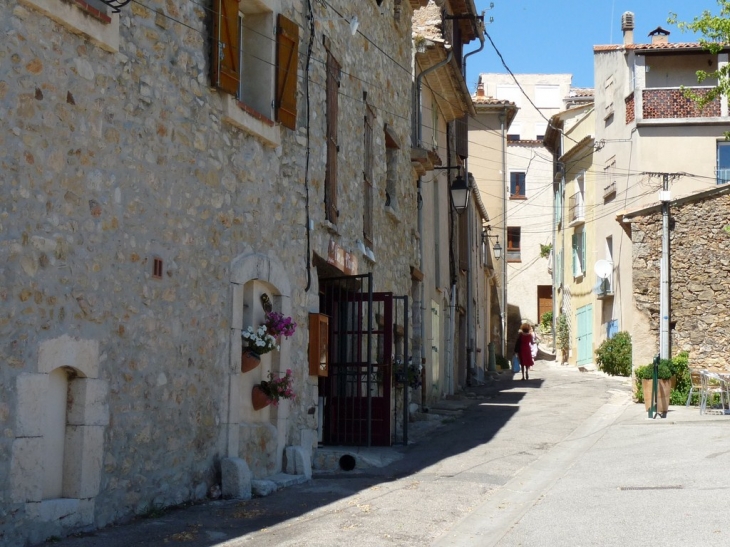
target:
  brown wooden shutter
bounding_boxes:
[325,51,340,223]
[276,14,299,130]
[211,0,240,95]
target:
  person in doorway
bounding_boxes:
[516,322,536,380]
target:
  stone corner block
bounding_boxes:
[221,457,252,500]
[17,374,48,437]
[285,445,312,479]
[67,379,110,426]
[63,426,104,499]
[251,479,277,497]
[10,437,44,503]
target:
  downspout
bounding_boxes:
[463,33,484,385]
[499,108,507,357]
[415,49,454,397]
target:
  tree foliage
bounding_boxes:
[669,2,730,110]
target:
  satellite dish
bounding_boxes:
[594,260,612,279]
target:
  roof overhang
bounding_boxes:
[417,46,475,121]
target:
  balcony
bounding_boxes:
[603,181,616,200]
[568,193,585,226]
[595,274,614,299]
[639,87,720,121]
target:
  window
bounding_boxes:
[572,229,586,278]
[21,0,119,52]
[506,122,522,142]
[496,84,521,107]
[212,1,298,131]
[510,172,526,198]
[717,141,730,184]
[507,227,521,262]
[363,103,374,246]
[554,187,563,226]
[569,172,585,224]
[534,85,560,108]
[325,48,341,223]
[535,122,547,141]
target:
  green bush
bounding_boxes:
[635,361,672,380]
[594,331,632,377]
[556,314,570,362]
[540,311,553,332]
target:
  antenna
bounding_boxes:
[594,259,612,279]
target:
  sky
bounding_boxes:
[466,0,722,91]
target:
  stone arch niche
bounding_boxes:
[226,252,292,483]
[10,335,107,540]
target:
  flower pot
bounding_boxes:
[251,385,271,411]
[241,349,261,373]
[642,378,671,413]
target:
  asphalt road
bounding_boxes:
[44,361,730,547]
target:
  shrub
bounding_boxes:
[540,311,553,332]
[556,314,570,362]
[496,354,509,370]
[594,331,632,377]
[634,352,691,404]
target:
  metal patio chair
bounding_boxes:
[699,370,728,415]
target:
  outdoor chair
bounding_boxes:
[699,370,728,415]
[686,367,703,407]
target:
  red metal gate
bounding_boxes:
[319,274,393,446]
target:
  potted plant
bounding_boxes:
[241,311,297,373]
[635,361,673,414]
[252,369,295,410]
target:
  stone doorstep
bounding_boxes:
[312,446,405,473]
[251,473,309,498]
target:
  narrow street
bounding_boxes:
[47,360,685,547]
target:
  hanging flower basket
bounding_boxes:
[251,385,271,411]
[241,348,261,373]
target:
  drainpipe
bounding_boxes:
[415,49,453,397]
[463,33,484,385]
[499,109,508,357]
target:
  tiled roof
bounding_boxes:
[569,88,594,98]
[594,42,710,52]
[472,96,515,106]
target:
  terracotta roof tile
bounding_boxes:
[472,95,515,106]
[570,88,594,97]
[594,42,712,52]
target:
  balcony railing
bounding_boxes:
[717,169,730,185]
[569,193,585,224]
[642,87,720,120]
[595,274,614,299]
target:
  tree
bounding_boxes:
[668,1,730,110]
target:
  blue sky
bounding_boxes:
[466,0,721,90]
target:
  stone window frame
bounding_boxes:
[10,335,108,529]
[19,0,120,53]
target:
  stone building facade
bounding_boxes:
[627,186,730,370]
[0,0,423,543]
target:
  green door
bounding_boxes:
[576,304,593,366]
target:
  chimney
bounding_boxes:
[477,80,485,97]
[649,26,670,44]
[622,12,635,45]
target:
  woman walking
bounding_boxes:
[515,322,536,380]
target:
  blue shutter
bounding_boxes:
[581,231,587,276]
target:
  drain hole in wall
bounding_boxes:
[339,455,356,471]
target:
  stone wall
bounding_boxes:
[631,189,730,371]
[0,0,417,543]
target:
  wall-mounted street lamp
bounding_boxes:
[450,173,469,213]
[482,227,502,260]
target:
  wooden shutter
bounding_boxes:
[276,14,298,130]
[211,0,240,95]
[325,51,340,223]
[363,107,374,246]
[581,231,586,275]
